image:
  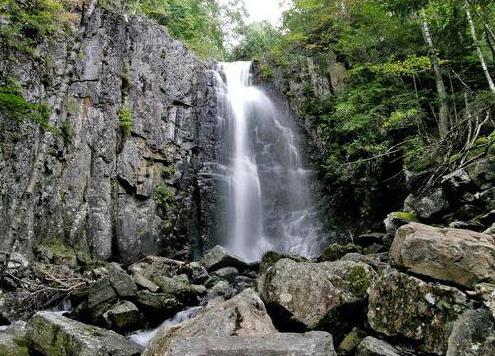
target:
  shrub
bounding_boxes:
[118,105,133,135]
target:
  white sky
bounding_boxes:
[244,0,285,25]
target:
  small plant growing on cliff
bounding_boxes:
[154,183,176,208]
[0,83,51,130]
[118,105,133,135]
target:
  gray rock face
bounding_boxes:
[167,332,337,356]
[26,311,142,356]
[368,268,471,354]
[447,308,495,356]
[199,245,249,272]
[143,288,277,355]
[404,188,449,219]
[258,258,376,329]
[0,321,28,356]
[355,337,400,356]
[390,223,495,288]
[0,4,220,264]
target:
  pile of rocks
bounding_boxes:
[2,222,495,355]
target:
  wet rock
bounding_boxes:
[167,332,337,356]
[319,243,362,262]
[476,283,495,318]
[26,311,142,356]
[212,267,239,283]
[235,275,255,291]
[103,301,142,331]
[0,321,28,356]
[136,290,182,316]
[447,308,495,356]
[368,268,471,354]
[258,258,376,330]
[199,245,249,272]
[442,169,473,192]
[143,289,277,355]
[390,223,495,288]
[355,336,400,356]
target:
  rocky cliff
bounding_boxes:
[0,3,220,264]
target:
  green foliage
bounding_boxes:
[154,183,176,208]
[231,21,280,60]
[162,164,176,177]
[390,211,419,222]
[118,105,133,135]
[0,83,51,130]
[0,0,76,55]
[137,0,241,59]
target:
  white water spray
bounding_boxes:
[214,62,328,261]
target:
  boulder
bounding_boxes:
[368,268,471,354]
[258,258,376,330]
[355,336,400,356]
[26,312,142,356]
[207,280,235,301]
[133,273,159,293]
[445,308,495,356]
[404,188,449,219]
[136,290,182,316]
[179,262,209,284]
[383,211,418,236]
[212,266,239,283]
[259,251,307,275]
[143,289,276,355]
[319,243,362,262]
[0,321,28,356]
[199,245,249,272]
[340,253,387,271]
[447,308,495,356]
[390,223,495,288]
[128,256,184,279]
[103,301,142,331]
[167,332,337,356]
[150,275,202,304]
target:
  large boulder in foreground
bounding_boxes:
[447,308,495,356]
[143,288,276,355]
[26,311,142,356]
[167,332,336,356]
[199,245,249,272]
[368,268,471,354]
[390,223,495,288]
[258,258,376,330]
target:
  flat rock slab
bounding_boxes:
[168,332,337,356]
[143,288,276,355]
[200,245,249,272]
[27,311,142,356]
[356,336,400,356]
[391,222,495,288]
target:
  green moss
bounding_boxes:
[162,164,176,178]
[154,183,176,208]
[118,105,133,135]
[0,83,52,130]
[346,265,372,296]
[320,243,361,262]
[391,211,418,222]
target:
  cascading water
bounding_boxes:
[214,62,328,261]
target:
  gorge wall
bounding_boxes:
[0,4,220,264]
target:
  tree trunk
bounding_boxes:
[419,10,450,138]
[465,2,495,93]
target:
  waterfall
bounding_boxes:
[214,61,328,261]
